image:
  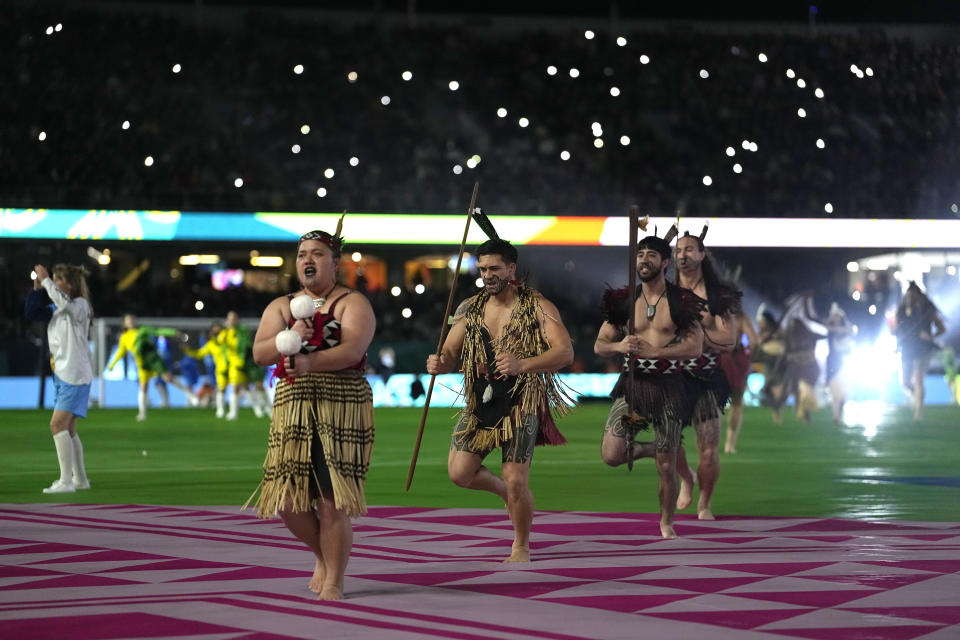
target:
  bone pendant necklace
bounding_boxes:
[640,288,665,320]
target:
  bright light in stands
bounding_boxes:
[855,69,864,78]
[947,265,957,276]
[380,95,390,105]
[466,157,477,169]
[726,146,735,156]
[560,150,570,161]
[815,87,825,98]
[293,64,304,75]
[547,65,557,76]
[291,144,300,154]
[347,71,358,83]
[448,80,459,91]
[122,120,130,130]
[497,107,507,118]
[865,67,874,77]
[639,54,650,65]
[401,307,412,318]
[594,138,604,148]
[868,304,877,315]
[172,63,181,74]
[324,168,335,179]
[733,163,742,173]
[316,187,327,197]
[38,131,46,141]
[610,86,620,96]
[45,26,53,35]
[55,23,62,32]
[584,30,595,40]
[786,68,795,78]
[617,36,627,47]
[816,138,826,148]
[749,142,758,152]
[824,202,834,213]
[470,154,481,165]
[952,204,959,214]
[300,124,310,134]
[847,261,859,272]
[518,117,529,127]
[453,164,463,175]
[798,108,807,118]
[703,175,713,186]
[797,78,806,88]
[569,68,580,78]
[98,254,111,266]
[144,156,154,166]
[352,252,362,262]
[414,284,425,294]
[195,300,205,311]
[758,52,768,62]
[620,135,630,146]
[402,70,413,81]
[234,178,243,188]
[741,140,750,150]
[475,278,483,287]
[390,286,401,297]
[349,156,359,166]
[731,46,741,55]
[699,69,709,79]
[852,290,862,301]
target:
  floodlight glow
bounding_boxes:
[733,163,742,173]
[816,138,826,149]
[390,286,401,297]
[380,95,390,105]
[639,54,650,64]
[852,290,862,301]
[414,283,425,294]
[620,135,630,146]
[758,52,768,62]
[234,178,244,188]
[349,156,359,166]
[850,64,859,73]
[45,26,53,35]
[497,107,507,118]
[569,68,580,78]
[865,67,874,77]
[951,203,958,213]
[786,68,796,78]
[402,70,413,81]
[448,80,459,91]
[741,140,750,149]
[316,187,327,197]
[250,256,283,267]
[594,139,604,148]
[98,254,110,265]
[584,30,595,39]
[815,87,824,98]
[560,150,570,160]
[749,142,758,152]
[300,124,310,134]
[293,64,304,75]
[352,252,362,262]
[401,307,412,318]
[726,146,735,156]
[610,86,620,96]
[453,164,463,175]
[824,202,833,213]
[847,261,860,272]
[699,69,709,79]
[347,71,358,83]
[179,254,220,266]
[122,120,130,130]
[547,65,557,75]
[470,154,481,164]
[798,108,807,118]
[475,277,484,287]
[195,300,205,311]
[324,168,335,179]
[38,131,46,141]
[466,158,477,169]
[797,78,806,88]
[617,36,627,46]
[291,144,301,154]
[868,304,877,315]
[144,156,154,167]
[855,69,864,79]
[702,175,713,186]
[946,265,957,276]
[518,117,529,127]
[172,63,181,74]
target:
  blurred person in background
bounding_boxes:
[25,263,94,494]
[222,311,270,420]
[720,310,759,454]
[893,282,946,420]
[825,303,856,424]
[184,322,229,417]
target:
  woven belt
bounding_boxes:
[623,353,719,374]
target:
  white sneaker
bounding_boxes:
[226,412,238,421]
[187,393,200,407]
[43,479,76,494]
[136,413,147,422]
[216,409,225,418]
[253,406,264,418]
[73,478,91,490]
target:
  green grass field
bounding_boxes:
[2,403,957,521]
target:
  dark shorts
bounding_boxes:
[451,413,540,464]
[308,425,334,498]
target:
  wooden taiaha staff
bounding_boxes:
[625,205,641,470]
[405,181,480,491]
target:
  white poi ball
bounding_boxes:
[290,294,315,319]
[275,329,302,356]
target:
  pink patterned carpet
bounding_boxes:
[1,504,959,639]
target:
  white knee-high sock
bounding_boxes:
[216,389,225,415]
[72,434,87,483]
[228,388,241,417]
[138,389,148,416]
[52,431,75,484]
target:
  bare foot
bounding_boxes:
[660,522,678,539]
[676,472,695,511]
[309,559,325,594]
[505,544,530,563]
[318,583,343,601]
[772,410,783,425]
[698,507,715,521]
[724,442,736,454]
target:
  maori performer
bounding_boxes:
[825,302,855,424]
[672,224,742,520]
[719,308,759,454]
[774,293,828,423]
[893,281,946,420]
[246,218,376,600]
[426,209,575,562]
[595,223,704,539]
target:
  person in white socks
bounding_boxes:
[221,310,270,420]
[27,263,94,494]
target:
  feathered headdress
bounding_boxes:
[299,212,346,255]
[471,206,499,240]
